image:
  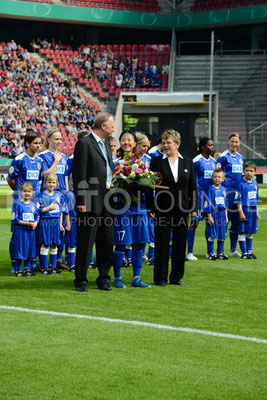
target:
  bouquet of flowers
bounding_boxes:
[111,153,156,202]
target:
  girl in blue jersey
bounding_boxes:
[11,181,39,276]
[38,173,70,274]
[235,161,260,259]
[148,137,163,159]
[39,128,69,269]
[216,133,244,257]
[7,131,43,273]
[112,132,150,288]
[186,137,215,261]
[204,168,228,260]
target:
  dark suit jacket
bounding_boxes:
[72,134,113,215]
[148,154,198,216]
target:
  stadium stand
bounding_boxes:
[193,0,267,13]
[0,40,101,157]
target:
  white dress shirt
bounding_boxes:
[163,152,184,183]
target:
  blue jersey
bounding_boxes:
[11,200,39,226]
[8,152,43,197]
[148,146,163,159]
[234,178,259,207]
[204,185,227,240]
[193,154,216,194]
[216,150,244,191]
[39,149,68,192]
[141,153,152,169]
[204,185,227,212]
[66,189,76,221]
[38,191,66,219]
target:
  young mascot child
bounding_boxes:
[38,173,70,274]
[204,168,228,260]
[11,181,39,276]
[235,161,260,259]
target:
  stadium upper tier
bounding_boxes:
[17,0,160,13]
[193,0,267,13]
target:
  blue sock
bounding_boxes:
[57,249,63,263]
[66,247,76,267]
[207,238,214,255]
[147,243,155,259]
[230,231,238,252]
[187,229,195,254]
[132,244,145,278]
[125,246,132,262]
[246,236,253,253]
[50,248,58,269]
[217,240,224,255]
[90,251,94,264]
[9,235,16,273]
[238,235,247,254]
[15,259,22,272]
[39,246,49,270]
[113,246,125,279]
[24,259,31,271]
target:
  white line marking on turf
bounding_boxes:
[1,305,266,345]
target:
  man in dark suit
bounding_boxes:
[72,112,115,292]
[148,129,197,287]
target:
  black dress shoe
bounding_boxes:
[98,283,112,291]
[155,281,166,287]
[75,284,88,292]
[170,281,184,286]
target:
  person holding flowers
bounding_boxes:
[111,132,155,288]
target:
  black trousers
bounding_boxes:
[154,212,188,284]
[74,206,113,288]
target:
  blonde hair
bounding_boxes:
[161,129,181,144]
[44,128,61,150]
[135,133,150,145]
[44,172,58,183]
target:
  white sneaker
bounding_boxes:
[205,253,209,259]
[186,253,198,261]
[229,250,241,258]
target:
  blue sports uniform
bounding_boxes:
[8,152,43,200]
[11,200,39,261]
[67,155,74,177]
[216,149,243,251]
[192,154,216,220]
[204,186,228,240]
[39,150,68,192]
[37,191,66,246]
[65,189,76,248]
[148,146,162,159]
[235,178,259,234]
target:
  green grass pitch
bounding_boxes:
[0,185,266,399]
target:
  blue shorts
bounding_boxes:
[148,216,155,242]
[205,210,227,240]
[14,226,37,260]
[114,213,149,245]
[38,218,61,246]
[237,206,258,234]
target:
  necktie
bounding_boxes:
[99,140,113,185]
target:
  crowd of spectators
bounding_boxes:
[0,40,96,158]
[72,44,169,90]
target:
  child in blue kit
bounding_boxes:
[204,168,228,260]
[11,181,39,276]
[38,173,70,274]
[235,161,260,259]
[65,176,76,271]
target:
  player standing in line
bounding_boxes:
[216,133,244,257]
[235,161,260,259]
[11,181,39,276]
[37,173,70,274]
[186,137,216,261]
[7,131,43,274]
[204,168,228,260]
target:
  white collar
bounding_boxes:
[163,152,183,160]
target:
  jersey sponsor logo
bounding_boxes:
[26,170,39,180]
[23,213,34,221]
[55,165,65,174]
[215,197,224,205]
[204,170,213,179]
[9,166,15,174]
[232,165,242,173]
[248,191,257,199]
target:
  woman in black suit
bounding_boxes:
[148,129,198,287]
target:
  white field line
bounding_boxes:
[1,305,267,345]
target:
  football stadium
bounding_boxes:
[0,0,267,399]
